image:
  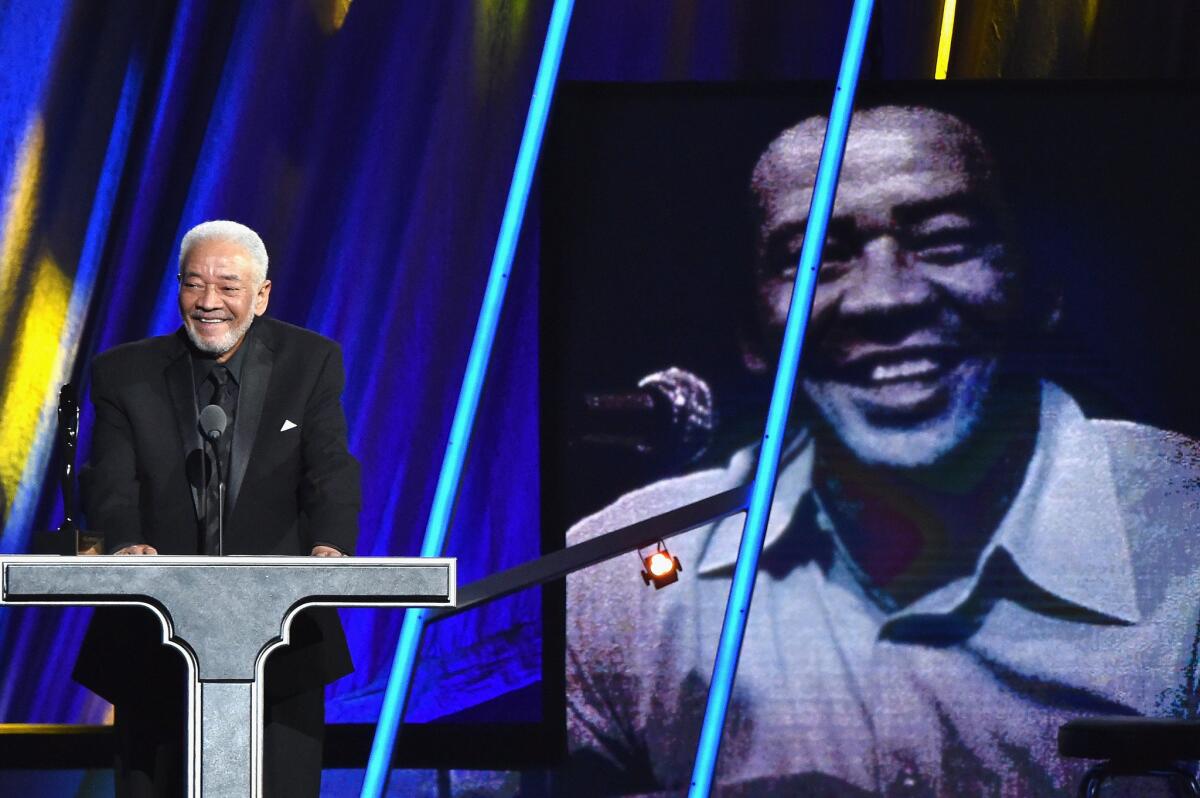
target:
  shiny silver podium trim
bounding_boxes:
[0,555,455,797]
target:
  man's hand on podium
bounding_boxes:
[110,544,343,556]
[113,544,158,555]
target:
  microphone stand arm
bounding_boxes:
[215,441,224,557]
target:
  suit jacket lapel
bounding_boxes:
[164,334,203,521]
[228,325,273,517]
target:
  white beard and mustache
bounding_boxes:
[183,312,254,356]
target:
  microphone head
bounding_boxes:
[199,404,227,441]
[638,367,715,462]
[578,367,716,464]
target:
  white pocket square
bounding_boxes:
[280,420,298,432]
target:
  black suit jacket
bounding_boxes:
[73,317,362,703]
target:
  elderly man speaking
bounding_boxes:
[73,220,361,797]
[564,106,1200,796]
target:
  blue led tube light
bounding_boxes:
[687,0,876,795]
[359,2,575,795]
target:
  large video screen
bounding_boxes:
[542,83,1200,795]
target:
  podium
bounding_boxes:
[0,555,455,797]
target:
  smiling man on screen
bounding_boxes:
[564,107,1200,796]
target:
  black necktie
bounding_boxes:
[208,366,237,419]
[204,366,237,553]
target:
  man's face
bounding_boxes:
[752,107,1019,468]
[178,237,271,360]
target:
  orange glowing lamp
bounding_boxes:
[640,542,682,589]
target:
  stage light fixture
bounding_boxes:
[640,541,682,589]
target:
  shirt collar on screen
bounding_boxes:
[696,381,1141,627]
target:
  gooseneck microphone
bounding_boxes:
[199,404,228,556]
[579,367,715,464]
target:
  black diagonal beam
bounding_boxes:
[426,483,749,622]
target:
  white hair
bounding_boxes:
[179,220,269,285]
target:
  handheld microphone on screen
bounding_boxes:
[579,366,716,464]
[199,404,227,556]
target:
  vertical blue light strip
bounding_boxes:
[687,1,875,795]
[359,1,575,795]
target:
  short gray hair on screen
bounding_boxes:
[178,220,269,285]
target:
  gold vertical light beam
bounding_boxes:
[307,0,353,33]
[935,0,957,79]
[0,249,71,526]
[0,117,45,326]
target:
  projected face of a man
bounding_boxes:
[752,107,1018,468]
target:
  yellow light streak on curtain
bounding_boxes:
[474,0,532,94]
[1082,0,1099,42]
[935,0,958,79]
[308,0,354,33]
[0,250,71,523]
[0,116,45,327]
